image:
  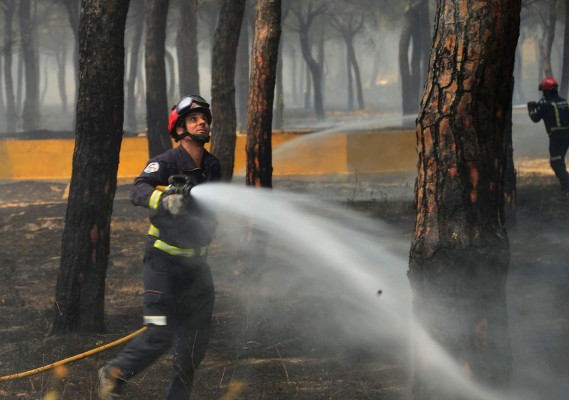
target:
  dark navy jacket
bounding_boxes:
[130,145,221,256]
[528,93,569,135]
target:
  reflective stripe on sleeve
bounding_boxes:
[148,224,160,238]
[153,240,209,258]
[149,190,163,210]
[143,315,167,326]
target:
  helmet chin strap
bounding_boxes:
[176,130,210,144]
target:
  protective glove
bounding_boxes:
[527,101,537,112]
[159,193,186,215]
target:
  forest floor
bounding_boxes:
[0,164,568,400]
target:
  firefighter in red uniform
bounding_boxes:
[527,77,569,193]
[98,95,221,399]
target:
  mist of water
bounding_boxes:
[192,183,515,400]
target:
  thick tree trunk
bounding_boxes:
[210,0,246,181]
[125,0,145,132]
[246,0,281,188]
[19,0,41,132]
[3,0,17,133]
[52,0,130,334]
[235,5,250,131]
[145,0,172,157]
[409,1,520,398]
[176,0,199,96]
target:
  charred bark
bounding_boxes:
[176,0,199,95]
[210,0,246,181]
[145,0,172,157]
[409,0,520,397]
[52,0,130,334]
[246,0,281,188]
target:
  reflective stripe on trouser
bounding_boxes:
[143,315,167,325]
[108,253,215,399]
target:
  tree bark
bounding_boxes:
[210,0,246,181]
[409,0,520,397]
[52,0,130,334]
[176,0,199,96]
[246,0,281,188]
[3,0,17,133]
[19,0,41,132]
[125,0,145,132]
[145,0,172,157]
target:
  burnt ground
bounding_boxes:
[0,171,568,400]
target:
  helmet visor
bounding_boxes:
[176,95,210,115]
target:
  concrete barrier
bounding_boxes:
[0,130,417,180]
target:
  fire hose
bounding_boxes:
[0,326,147,381]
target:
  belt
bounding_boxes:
[148,224,209,258]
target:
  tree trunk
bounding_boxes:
[540,0,557,78]
[145,0,172,157]
[560,1,569,97]
[52,0,130,334]
[299,32,323,120]
[210,0,246,181]
[176,0,199,96]
[346,45,354,110]
[235,3,250,131]
[3,0,17,133]
[56,43,68,114]
[19,0,41,132]
[165,48,175,100]
[246,0,281,188]
[291,46,298,104]
[125,0,145,132]
[347,41,364,110]
[399,1,413,115]
[62,0,80,119]
[409,1,520,398]
[504,78,517,229]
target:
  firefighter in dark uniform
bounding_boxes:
[98,95,221,400]
[527,76,569,193]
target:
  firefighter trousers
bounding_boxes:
[549,131,569,192]
[109,251,215,399]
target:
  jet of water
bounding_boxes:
[192,183,514,400]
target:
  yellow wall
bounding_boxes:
[0,130,417,180]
